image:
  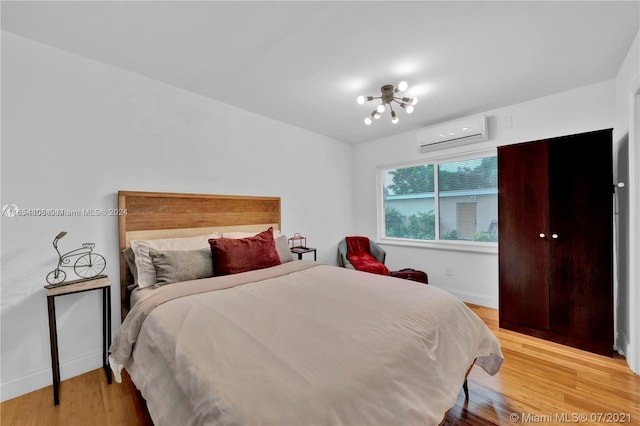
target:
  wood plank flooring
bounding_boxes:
[0,369,152,426]
[2,304,638,425]
[445,305,639,425]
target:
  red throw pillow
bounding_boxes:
[208,227,281,275]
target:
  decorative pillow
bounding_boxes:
[215,229,293,264]
[130,234,212,288]
[149,248,214,285]
[208,227,281,276]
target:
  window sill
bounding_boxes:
[377,238,498,254]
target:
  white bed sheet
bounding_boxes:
[110,261,503,426]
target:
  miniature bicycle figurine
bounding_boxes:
[46,231,106,285]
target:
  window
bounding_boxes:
[381,153,498,244]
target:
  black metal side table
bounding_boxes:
[45,275,112,405]
[290,247,317,261]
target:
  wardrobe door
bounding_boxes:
[498,141,550,329]
[547,129,613,355]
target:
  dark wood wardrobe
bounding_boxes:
[498,128,613,356]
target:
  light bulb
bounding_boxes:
[391,111,399,124]
[397,81,408,92]
[357,95,365,105]
[377,104,385,113]
[374,111,381,119]
[364,116,372,125]
[406,105,414,114]
[410,97,418,106]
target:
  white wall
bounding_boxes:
[0,32,354,401]
[613,29,640,373]
[353,80,616,308]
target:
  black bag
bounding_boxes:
[390,268,428,284]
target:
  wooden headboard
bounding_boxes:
[118,191,281,320]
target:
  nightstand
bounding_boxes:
[290,247,317,261]
[45,276,112,405]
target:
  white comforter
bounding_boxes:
[110,261,503,426]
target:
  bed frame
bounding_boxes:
[117,190,281,320]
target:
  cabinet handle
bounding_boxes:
[552,233,559,239]
[539,233,546,238]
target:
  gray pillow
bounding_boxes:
[149,248,214,285]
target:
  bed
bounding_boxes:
[110,190,503,426]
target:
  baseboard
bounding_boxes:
[432,285,498,309]
[615,328,640,374]
[616,328,630,356]
[0,351,102,402]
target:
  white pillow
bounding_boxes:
[274,234,294,263]
[131,234,213,288]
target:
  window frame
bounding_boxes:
[377,148,498,254]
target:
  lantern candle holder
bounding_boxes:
[288,233,307,249]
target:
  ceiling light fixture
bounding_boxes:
[357,81,418,125]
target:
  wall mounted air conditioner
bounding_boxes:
[417,114,488,153]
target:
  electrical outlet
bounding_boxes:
[445,266,453,276]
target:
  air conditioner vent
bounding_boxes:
[417,115,488,153]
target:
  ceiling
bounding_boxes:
[2,1,638,144]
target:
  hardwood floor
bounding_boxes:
[2,304,638,425]
[0,368,152,426]
[445,304,639,425]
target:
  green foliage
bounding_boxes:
[385,207,498,242]
[438,157,498,191]
[407,211,436,240]
[384,206,407,238]
[472,230,498,242]
[386,165,434,194]
[386,157,497,194]
[385,206,435,240]
[441,229,458,240]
